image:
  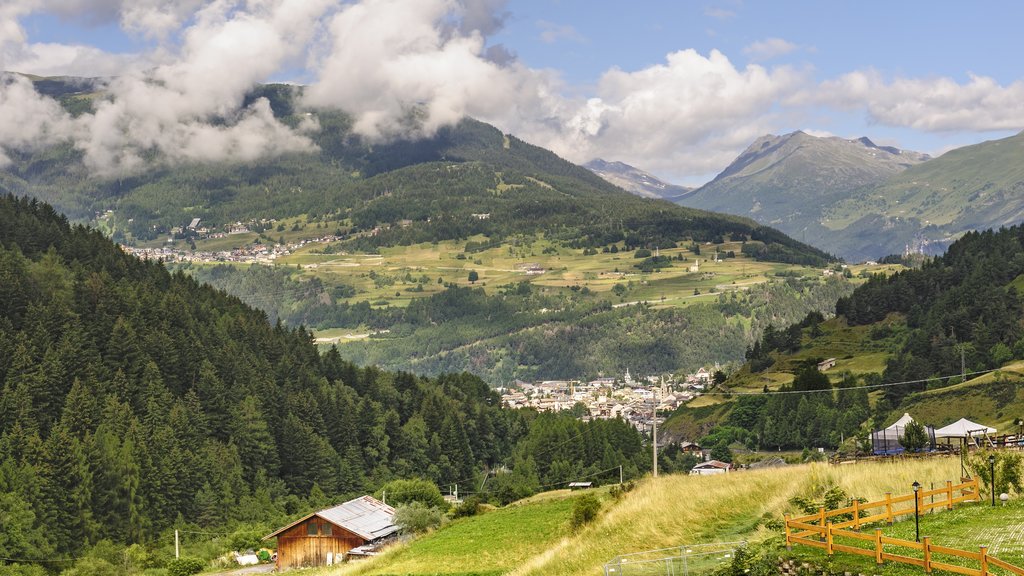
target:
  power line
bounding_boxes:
[703,368,1003,396]
[0,556,80,564]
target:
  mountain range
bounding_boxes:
[651,128,1024,262]
[0,76,826,266]
[584,158,694,201]
[675,131,931,259]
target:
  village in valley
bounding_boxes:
[499,366,718,429]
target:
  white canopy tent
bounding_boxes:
[934,418,996,439]
[875,413,915,442]
[871,413,928,454]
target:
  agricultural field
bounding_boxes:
[180,230,899,314]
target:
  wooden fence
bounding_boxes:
[783,478,1024,576]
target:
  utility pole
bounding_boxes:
[175,529,180,559]
[961,345,966,382]
[619,464,623,485]
[653,411,659,478]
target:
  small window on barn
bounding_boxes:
[307,522,318,536]
[322,524,332,536]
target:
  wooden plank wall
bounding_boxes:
[277,517,365,570]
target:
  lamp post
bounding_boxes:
[990,454,996,507]
[912,481,921,542]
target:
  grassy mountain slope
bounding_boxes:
[678,131,929,260]
[324,459,964,576]
[823,130,1024,259]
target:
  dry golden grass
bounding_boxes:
[317,458,966,576]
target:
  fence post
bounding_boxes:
[923,537,932,573]
[826,523,834,555]
[946,480,954,510]
[784,514,792,550]
[980,546,988,576]
[886,493,894,524]
[874,529,883,565]
[819,507,826,541]
[975,479,982,502]
[853,499,860,529]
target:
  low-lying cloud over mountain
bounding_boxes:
[1,0,1023,181]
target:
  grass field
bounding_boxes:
[311,458,988,576]
[162,230,901,319]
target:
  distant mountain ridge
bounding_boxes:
[584,158,695,201]
[676,130,931,260]
[819,130,1024,260]
[0,75,829,267]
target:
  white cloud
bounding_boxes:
[4,42,146,77]
[816,70,1024,132]
[743,38,798,61]
[0,73,76,167]
[537,20,585,45]
[532,49,808,179]
[305,0,560,142]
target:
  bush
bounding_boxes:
[570,494,601,530]
[452,495,483,518]
[375,478,447,509]
[166,558,205,576]
[61,557,118,576]
[394,502,445,534]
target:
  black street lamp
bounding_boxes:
[990,454,997,507]
[912,481,921,542]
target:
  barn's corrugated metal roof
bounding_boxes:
[263,495,398,541]
[318,496,398,541]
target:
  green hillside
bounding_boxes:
[320,458,977,576]
[822,130,1024,260]
[678,131,929,260]
[663,224,1024,452]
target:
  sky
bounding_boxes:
[1,0,1023,184]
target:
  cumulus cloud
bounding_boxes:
[817,70,1024,132]
[743,37,798,61]
[534,49,808,179]
[2,0,1023,184]
[0,73,76,167]
[304,0,559,142]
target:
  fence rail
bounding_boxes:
[784,478,1024,576]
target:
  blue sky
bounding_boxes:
[2,0,1023,183]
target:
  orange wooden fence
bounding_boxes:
[783,478,1024,576]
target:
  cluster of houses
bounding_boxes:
[500,367,716,429]
[122,234,343,265]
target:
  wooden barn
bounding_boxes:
[263,496,398,570]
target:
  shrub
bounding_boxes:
[570,494,601,530]
[452,495,483,518]
[375,478,447,509]
[166,558,205,576]
[394,502,445,534]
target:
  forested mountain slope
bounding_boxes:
[1,78,828,266]
[0,194,648,561]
